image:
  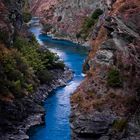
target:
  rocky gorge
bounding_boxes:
[0,0,140,140]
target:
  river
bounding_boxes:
[28,18,87,140]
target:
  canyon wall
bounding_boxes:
[70,0,140,139]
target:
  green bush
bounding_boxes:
[79,8,103,40]
[0,48,37,98]
[26,84,33,93]
[0,34,65,98]
[43,24,53,32]
[76,33,81,39]
[0,79,11,96]
[0,30,9,44]
[38,49,60,70]
[107,68,122,87]
[14,37,45,72]
[91,9,103,20]
[37,69,54,84]
[6,69,24,82]
[53,61,65,70]
[23,12,32,23]
[113,119,127,131]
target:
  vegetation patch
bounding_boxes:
[107,68,122,87]
[77,8,103,40]
[0,30,9,44]
[43,24,53,33]
[0,33,65,99]
[113,119,127,132]
[23,12,32,23]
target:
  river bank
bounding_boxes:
[1,67,73,140]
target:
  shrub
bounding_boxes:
[23,12,32,23]
[0,79,11,96]
[53,61,65,70]
[76,33,81,38]
[113,119,127,131]
[0,48,37,98]
[6,69,24,81]
[84,18,95,29]
[107,68,122,87]
[37,69,54,84]
[91,9,103,20]
[26,84,33,93]
[38,49,59,69]
[14,37,45,72]
[0,30,9,44]
[9,80,22,97]
[43,24,53,32]
[79,8,103,40]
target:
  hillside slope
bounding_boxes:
[0,0,72,139]
[30,0,113,45]
[70,0,140,139]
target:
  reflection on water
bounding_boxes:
[29,19,87,140]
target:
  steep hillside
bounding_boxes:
[0,0,72,139]
[71,0,140,139]
[30,0,113,46]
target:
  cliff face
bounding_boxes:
[0,0,23,46]
[71,0,140,139]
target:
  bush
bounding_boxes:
[0,30,9,44]
[43,24,52,32]
[14,37,45,72]
[91,9,103,20]
[79,8,103,40]
[113,119,127,131]
[37,69,54,84]
[26,84,33,93]
[6,69,24,81]
[107,68,122,87]
[0,34,65,99]
[23,12,32,23]
[53,61,65,70]
[38,49,59,69]
[0,79,11,96]
[0,48,38,98]
[76,33,81,39]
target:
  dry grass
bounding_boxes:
[89,26,107,58]
[71,87,137,115]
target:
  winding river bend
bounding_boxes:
[28,18,87,140]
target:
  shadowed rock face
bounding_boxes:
[70,0,140,140]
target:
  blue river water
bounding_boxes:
[28,18,87,140]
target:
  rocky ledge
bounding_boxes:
[0,67,73,140]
